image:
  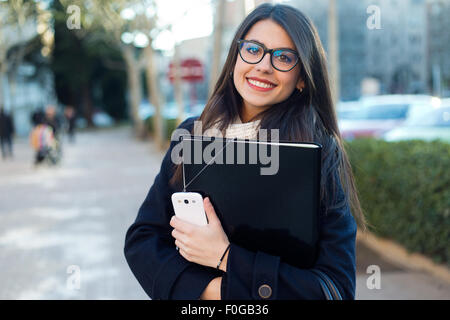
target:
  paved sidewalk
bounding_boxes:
[355,240,450,299]
[0,127,448,299]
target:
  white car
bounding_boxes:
[384,102,450,143]
[338,95,441,140]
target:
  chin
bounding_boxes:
[243,96,274,108]
[244,101,271,110]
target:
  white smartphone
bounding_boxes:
[171,192,208,226]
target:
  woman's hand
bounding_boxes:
[170,197,230,270]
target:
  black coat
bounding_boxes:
[124,116,357,300]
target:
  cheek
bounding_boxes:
[233,60,247,81]
[233,61,249,93]
[279,73,300,95]
[285,79,298,93]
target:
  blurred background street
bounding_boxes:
[1,0,449,300]
[0,128,151,299]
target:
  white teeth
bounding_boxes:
[248,79,275,89]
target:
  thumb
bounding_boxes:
[203,197,220,225]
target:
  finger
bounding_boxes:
[177,242,195,259]
[170,215,195,234]
[175,239,191,256]
[175,239,184,250]
[169,215,176,228]
[203,197,220,224]
[171,228,183,240]
[172,229,190,246]
[178,247,192,261]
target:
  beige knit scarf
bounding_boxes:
[202,115,261,140]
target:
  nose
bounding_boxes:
[255,52,273,73]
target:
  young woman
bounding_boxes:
[124,3,366,300]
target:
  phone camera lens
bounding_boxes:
[184,199,189,204]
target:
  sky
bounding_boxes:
[152,0,214,51]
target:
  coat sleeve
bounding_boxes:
[124,117,222,300]
[220,172,358,300]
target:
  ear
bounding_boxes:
[296,78,305,91]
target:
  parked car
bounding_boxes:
[336,100,361,119]
[338,95,440,140]
[383,103,450,143]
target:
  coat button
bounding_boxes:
[258,284,272,299]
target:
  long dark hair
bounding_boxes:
[169,3,366,230]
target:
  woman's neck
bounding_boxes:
[240,104,269,123]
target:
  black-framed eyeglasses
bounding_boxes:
[237,39,300,72]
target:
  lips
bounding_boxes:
[246,77,277,91]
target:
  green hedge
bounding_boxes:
[346,138,450,265]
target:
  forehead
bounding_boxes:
[244,19,296,50]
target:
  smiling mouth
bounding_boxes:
[246,78,276,90]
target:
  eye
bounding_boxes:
[274,50,299,66]
[273,50,292,63]
[245,44,262,55]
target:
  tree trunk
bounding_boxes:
[82,83,94,127]
[208,0,226,97]
[173,43,185,127]
[123,46,144,138]
[8,73,16,114]
[144,45,164,150]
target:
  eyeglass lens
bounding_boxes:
[238,41,298,71]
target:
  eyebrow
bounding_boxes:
[246,38,296,51]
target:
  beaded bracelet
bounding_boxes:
[216,244,231,270]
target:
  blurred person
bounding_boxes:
[31,108,45,126]
[124,4,365,300]
[45,105,62,138]
[0,106,15,160]
[29,112,58,166]
[45,104,63,160]
[64,105,76,143]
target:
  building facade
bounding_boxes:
[283,0,431,100]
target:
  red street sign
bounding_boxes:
[168,58,204,83]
